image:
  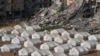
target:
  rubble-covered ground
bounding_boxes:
[25,0,98,33]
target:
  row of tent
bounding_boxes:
[1,40,100,56]
[1,24,100,56]
[1,25,100,44]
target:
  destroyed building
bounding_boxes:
[0,0,52,21]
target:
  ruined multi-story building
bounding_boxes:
[0,0,53,21]
[0,0,98,21]
[0,0,24,20]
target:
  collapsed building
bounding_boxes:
[0,0,52,21]
[0,0,99,28]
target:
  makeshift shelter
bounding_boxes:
[18,48,28,56]
[69,46,89,56]
[59,43,73,52]
[81,40,97,49]
[43,34,53,41]
[32,33,41,39]
[74,32,90,39]
[40,41,59,49]
[18,46,38,56]
[50,30,59,35]
[11,29,19,35]
[32,49,52,56]
[2,34,11,42]
[32,31,47,39]
[1,44,21,52]
[68,38,84,46]
[54,46,64,53]
[54,36,63,44]
[88,35,97,41]
[88,34,100,41]
[21,31,30,37]
[24,39,42,47]
[31,51,41,56]
[50,28,65,35]
[61,31,71,40]
[74,33,83,39]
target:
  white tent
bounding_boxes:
[75,32,90,39]
[54,46,64,53]
[43,34,52,41]
[69,46,89,56]
[32,31,47,40]
[18,46,38,56]
[32,33,41,39]
[11,29,19,35]
[0,45,10,52]
[88,34,100,41]
[24,40,34,47]
[31,51,41,56]
[61,31,71,40]
[11,37,20,44]
[40,42,59,49]
[11,36,26,44]
[68,38,84,46]
[2,34,18,42]
[32,50,53,56]
[54,36,63,44]
[1,44,21,52]
[50,30,59,35]
[21,31,30,37]
[74,33,84,39]
[2,34,10,42]
[24,39,42,47]
[59,43,73,52]
[88,35,97,41]
[18,48,29,56]
[50,28,65,35]
[81,40,97,49]
[61,36,69,42]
